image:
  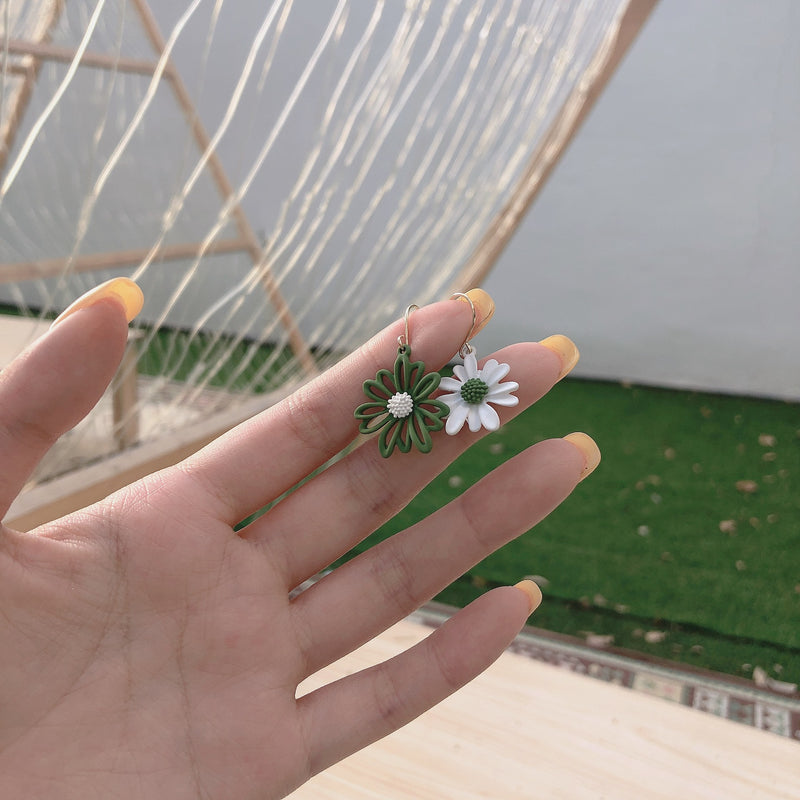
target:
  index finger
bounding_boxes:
[0,298,131,521]
[178,295,487,524]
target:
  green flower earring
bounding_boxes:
[354,304,449,457]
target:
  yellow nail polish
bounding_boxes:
[454,288,495,337]
[563,432,601,481]
[513,579,543,614]
[538,334,579,380]
[51,278,144,327]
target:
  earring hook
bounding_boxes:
[451,292,476,358]
[398,303,419,350]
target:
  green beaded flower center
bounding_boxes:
[460,377,489,405]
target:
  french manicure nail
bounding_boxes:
[562,432,601,481]
[51,278,144,328]
[538,334,579,380]
[513,579,543,614]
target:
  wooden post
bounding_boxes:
[448,0,659,293]
[111,334,142,451]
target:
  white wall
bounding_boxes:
[481,0,800,400]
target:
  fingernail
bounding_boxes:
[563,432,601,481]
[513,579,543,614]
[538,335,579,380]
[454,288,495,337]
[51,278,144,328]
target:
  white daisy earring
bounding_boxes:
[439,293,519,434]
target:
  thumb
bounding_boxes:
[0,279,143,521]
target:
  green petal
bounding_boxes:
[355,401,387,419]
[393,351,408,392]
[379,418,409,457]
[393,348,430,394]
[414,399,448,432]
[363,370,397,402]
[354,399,387,418]
[406,360,427,393]
[408,411,435,453]
[356,407,394,435]
[411,370,441,400]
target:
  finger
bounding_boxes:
[0,280,141,520]
[178,295,489,524]
[292,435,598,677]
[298,583,539,778]
[244,340,566,587]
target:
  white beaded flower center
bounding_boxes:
[387,391,413,419]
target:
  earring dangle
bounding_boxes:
[438,292,519,435]
[354,304,449,458]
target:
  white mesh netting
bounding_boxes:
[1,0,630,488]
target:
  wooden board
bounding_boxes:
[291,619,799,799]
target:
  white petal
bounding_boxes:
[439,376,463,392]
[467,405,483,432]
[477,358,499,379]
[487,381,519,406]
[445,402,469,435]
[480,359,510,387]
[452,364,468,382]
[488,393,519,407]
[463,351,479,378]
[484,364,511,386]
[487,381,519,399]
[478,403,500,431]
[490,380,519,394]
[438,392,461,409]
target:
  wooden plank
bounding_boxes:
[110,340,140,451]
[0,237,250,282]
[0,0,65,177]
[291,618,799,799]
[3,38,168,78]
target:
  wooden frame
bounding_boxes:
[0,0,64,176]
[0,0,316,375]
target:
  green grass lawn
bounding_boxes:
[342,378,800,685]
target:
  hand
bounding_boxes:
[0,282,598,799]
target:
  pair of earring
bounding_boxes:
[354,295,519,458]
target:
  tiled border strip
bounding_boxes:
[413,603,800,741]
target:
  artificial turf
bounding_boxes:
[10,313,795,685]
[343,378,800,685]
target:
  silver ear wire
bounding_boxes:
[398,303,419,350]
[450,292,477,358]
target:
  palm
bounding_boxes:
[0,293,590,799]
[2,497,315,797]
